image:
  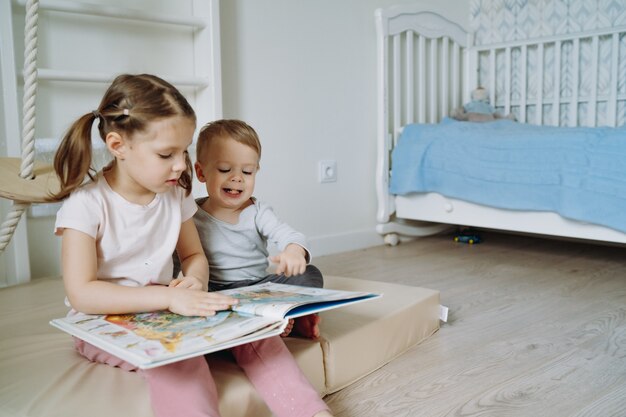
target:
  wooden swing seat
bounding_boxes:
[0,157,59,203]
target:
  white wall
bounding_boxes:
[0,51,6,282]
[4,0,468,279]
[219,0,468,257]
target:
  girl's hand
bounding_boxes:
[270,244,307,277]
[169,275,205,291]
[167,287,238,317]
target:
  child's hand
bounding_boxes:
[169,275,206,291]
[167,287,238,317]
[270,244,307,277]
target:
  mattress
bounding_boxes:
[390,118,626,232]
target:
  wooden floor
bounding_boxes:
[315,230,626,417]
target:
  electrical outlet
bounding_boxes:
[319,160,337,183]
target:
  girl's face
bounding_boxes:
[195,137,259,214]
[114,116,195,203]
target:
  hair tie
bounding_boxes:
[92,110,101,119]
[122,109,130,116]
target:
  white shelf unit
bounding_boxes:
[0,0,223,286]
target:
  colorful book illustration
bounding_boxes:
[50,282,381,369]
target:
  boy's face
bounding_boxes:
[195,137,259,211]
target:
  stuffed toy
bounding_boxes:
[451,87,515,122]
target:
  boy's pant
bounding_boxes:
[210,264,324,291]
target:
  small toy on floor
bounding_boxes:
[453,228,482,244]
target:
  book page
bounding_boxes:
[220,282,379,319]
[51,310,285,369]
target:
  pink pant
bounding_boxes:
[74,336,328,417]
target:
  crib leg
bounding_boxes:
[383,233,400,246]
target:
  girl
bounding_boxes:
[53,74,332,417]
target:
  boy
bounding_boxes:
[190,119,323,338]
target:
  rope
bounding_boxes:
[0,0,39,256]
[20,0,39,179]
[0,203,28,252]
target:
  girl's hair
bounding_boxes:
[196,119,262,167]
[52,74,196,200]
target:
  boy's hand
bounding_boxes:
[270,244,307,277]
[167,287,238,317]
[169,275,206,291]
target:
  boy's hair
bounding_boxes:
[196,119,262,166]
[52,74,196,200]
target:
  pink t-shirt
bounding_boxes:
[55,173,197,288]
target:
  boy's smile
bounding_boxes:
[225,187,243,195]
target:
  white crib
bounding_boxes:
[375,4,626,246]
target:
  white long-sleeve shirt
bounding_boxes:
[192,197,310,285]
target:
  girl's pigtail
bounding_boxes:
[52,112,97,200]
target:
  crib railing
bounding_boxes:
[377,9,469,145]
[376,7,469,224]
[473,26,626,127]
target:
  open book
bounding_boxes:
[50,282,381,369]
